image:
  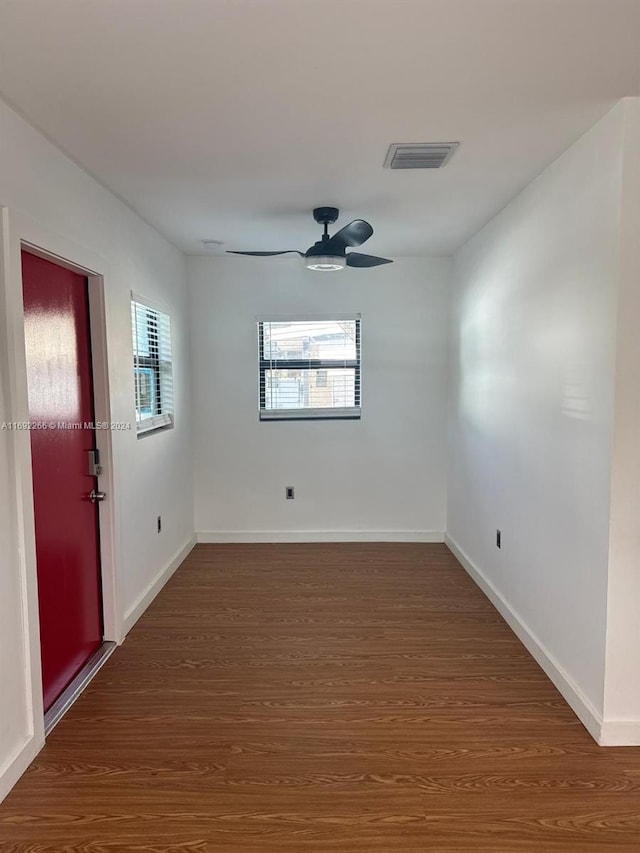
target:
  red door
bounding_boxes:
[22,251,103,713]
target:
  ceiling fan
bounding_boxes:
[227,207,393,271]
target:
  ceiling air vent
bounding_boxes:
[384,142,459,170]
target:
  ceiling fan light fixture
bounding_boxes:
[305,255,346,271]
[227,207,392,269]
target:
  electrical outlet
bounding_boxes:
[157,515,162,533]
[496,529,501,548]
[285,486,295,500]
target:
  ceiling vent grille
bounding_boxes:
[384,142,459,170]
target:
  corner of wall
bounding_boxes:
[602,95,640,735]
[445,534,603,744]
[0,734,43,804]
[122,534,197,636]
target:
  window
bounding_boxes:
[258,316,361,421]
[131,296,174,434]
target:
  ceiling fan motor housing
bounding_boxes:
[305,238,341,258]
[313,206,340,225]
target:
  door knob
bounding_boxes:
[89,489,106,503]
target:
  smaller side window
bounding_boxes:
[131,297,174,435]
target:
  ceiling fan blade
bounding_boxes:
[324,220,373,252]
[226,250,303,257]
[346,252,393,268]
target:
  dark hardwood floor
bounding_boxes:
[2,543,640,851]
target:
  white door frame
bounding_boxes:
[0,206,123,768]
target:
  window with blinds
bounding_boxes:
[131,296,174,434]
[258,316,361,421]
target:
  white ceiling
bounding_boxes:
[0,0,639,257]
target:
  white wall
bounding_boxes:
[188,256,450,540]
[0,98,194,799]
[447,102,627,736]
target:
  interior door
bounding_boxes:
[21,251,104,713]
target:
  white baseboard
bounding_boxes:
[197,530,445,544]
[123,534,196,635]
[0,734,41,804]
[599,721,640,746]
[445,534,604,745]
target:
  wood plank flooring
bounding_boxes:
[2,543,640,851]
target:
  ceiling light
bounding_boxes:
[305,255,346,271]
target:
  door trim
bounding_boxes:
[0,207,124,758]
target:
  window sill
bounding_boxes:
[136,413,174,436]
[259,407,361,422]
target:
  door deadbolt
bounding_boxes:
[89,489,106,503]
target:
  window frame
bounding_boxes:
[257,315,361,422]
[131,294,174,436]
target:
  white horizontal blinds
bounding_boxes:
[131,298,174,434]
[258,317,361,420]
